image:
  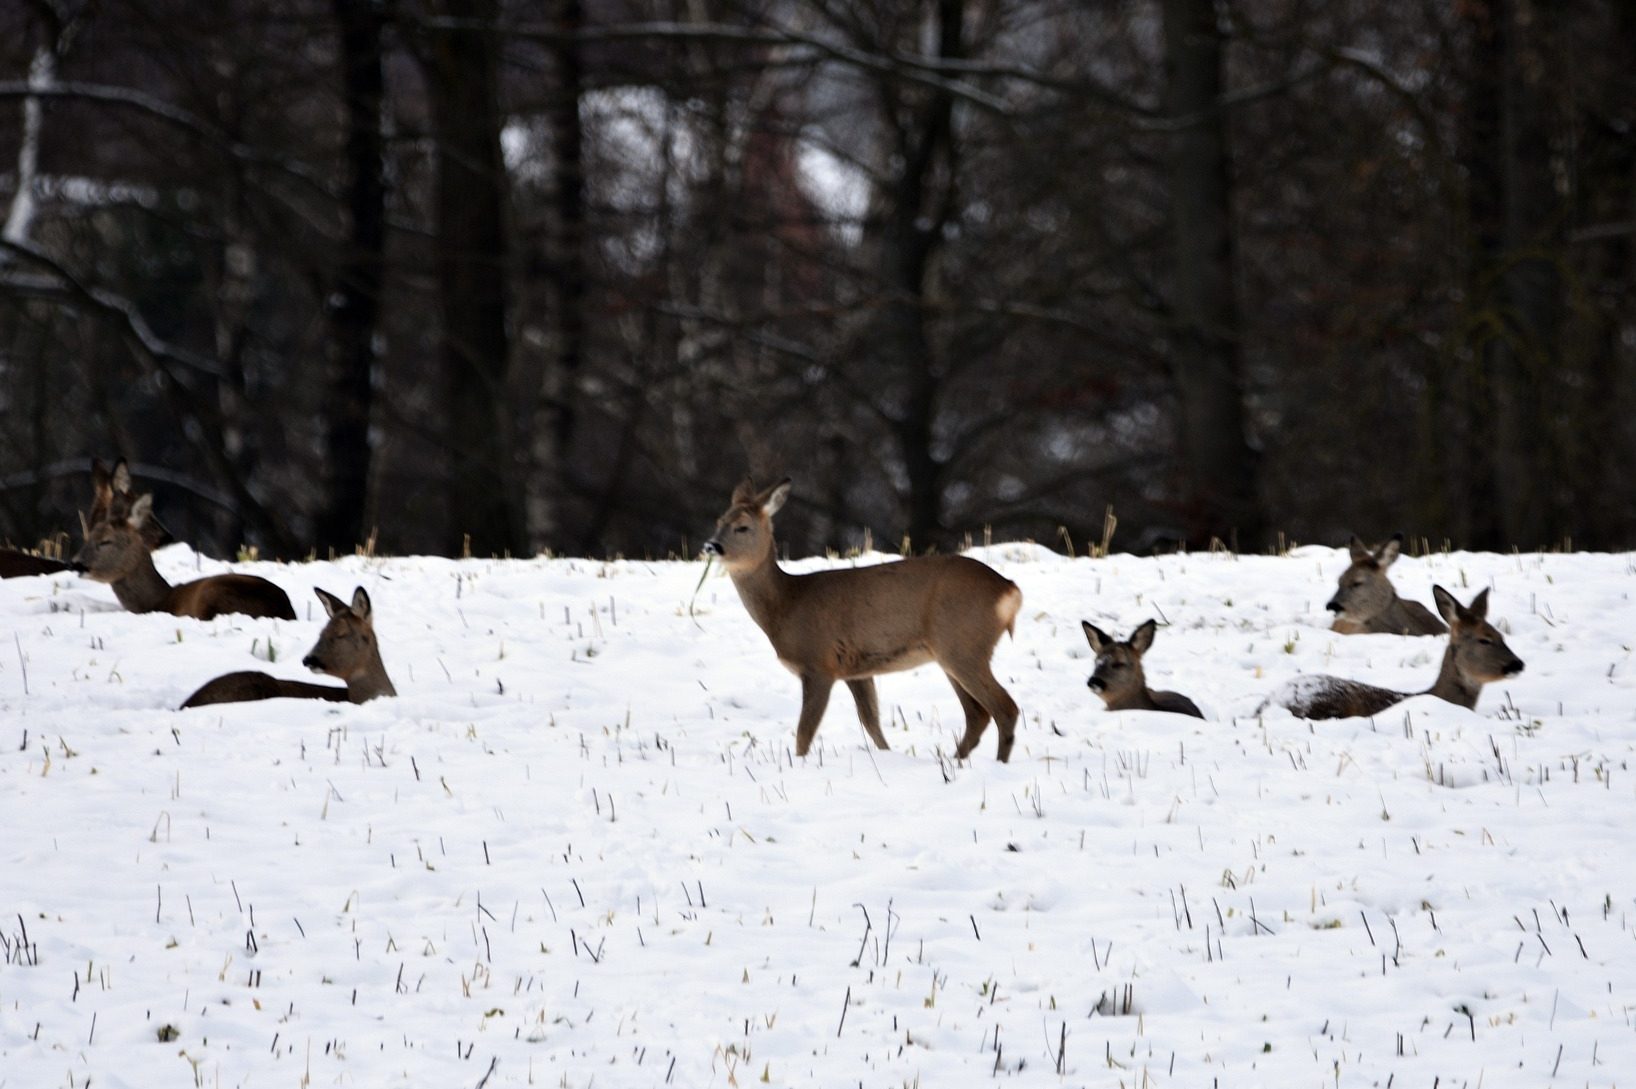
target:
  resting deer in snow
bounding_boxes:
[705,478,1023,761]
[1082,619,1203,719]
[0,548,72,579]
[75,489,295,620]
[1326,534,1446,636]
[1266,586,1522,720]
[182,587,396,708]
[0,458,164,579]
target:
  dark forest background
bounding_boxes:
[1,0,1632,560]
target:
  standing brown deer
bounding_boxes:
[1326,534,1446,635]
[75,490,295,620]
[1266,586,1523,719]
[1082,619,1204,718]
[181,587,396,708]
[705,479,1023,761]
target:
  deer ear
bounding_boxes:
[350,586,373,620]
[1082,621,1109,653]
[730,478,758,507]
[1466,587,1489,620]
[127,493,154,528]
[1377,534,1403,567]
[112,459,132,495]
[1129,619,1157,655]
[1348,535,1370,563]
[1432,585,1464,626]
[760,478,791,516]
[315,587,347,618]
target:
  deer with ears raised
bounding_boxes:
[705,479,1023,761]
[76,485,295,621]
[181,587,396,708]
[1266,586,1522,720]
[1327,534,1446,636]
[0,458,163,578]
[1082,619,1203,718]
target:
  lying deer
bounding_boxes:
[705,478,1023,761]
[1266,586,1522,720]
[181,587,396,708]
[1327,534,1446,636]
[1,458,165,578]
[1082,619,1203,718]
[0,548,73,578]
[76,489,296,620]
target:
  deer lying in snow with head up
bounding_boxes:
[1326,534,1446,636]
[1082,619,1203,719]
[1,458,167,579]
[705,478,1023,761]
[76,483,295,621]
[1265,586,1522,720]
[181,587,396,708]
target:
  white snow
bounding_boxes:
[3,543,1634,1087]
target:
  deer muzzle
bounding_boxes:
[1325,597,1344,613]
[703,539,724,557]
[1502,658,1524,677]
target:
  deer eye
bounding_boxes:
[1478,637,1493,646]
[1351,580,1364,587]
[733,525,749,534]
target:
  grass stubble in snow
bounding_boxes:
[1,543,1634,1088]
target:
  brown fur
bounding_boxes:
[75,490,295,620]
[181,587,396,708]
[1082,619,1204,719]
[1271,586,1523,719]
[0,550,73,578]
[1327,534,1446,636]
[705,478,1023,761]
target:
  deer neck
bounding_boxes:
[1424,646,1480,708]
[344,646,397,702]
[110,551,176,613]
[726,541,795,638]
[1104,683,1158,713]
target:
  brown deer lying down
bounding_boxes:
[181,587,396,708]
[1082,619,1203,719]
[705,478,1023,761]
[1327,534,1446,636]
[1,458,170,578]
[0,549,73,578]
[75,489,295,621]
[1266,586,1522,720]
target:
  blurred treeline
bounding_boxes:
[0,0,1632,560]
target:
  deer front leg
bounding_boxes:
[846,678,889,750]
[794,674,835,756]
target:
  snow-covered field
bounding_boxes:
[3,543,1634,1088]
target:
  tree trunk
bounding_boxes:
[1162,0,1263,549]
[317,0,387,555]
[529,0,586,552]
[422,0,523,556]
[879,0,962,551]
[1463,0,1564,549]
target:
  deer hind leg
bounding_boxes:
[794,674,835,757]
[947,660,1019,763]
[845,679,889,750]
[946,673,992,760]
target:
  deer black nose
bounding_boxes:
[1087,677,1105,692]
[1325,599,1343,613]
[303,654,323,670]
[703,540,724,556]
[1503,659,1524,676]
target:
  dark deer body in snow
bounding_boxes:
[75,487,294,621]
[705,479,1023,761]
[1082,619,1203,718]
[1327,534,1446,636]
[182,587,395,708]
[1268,587,1522,719]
